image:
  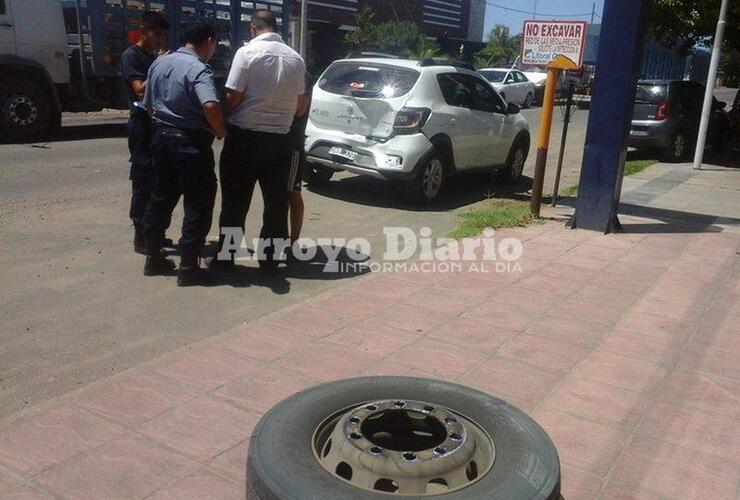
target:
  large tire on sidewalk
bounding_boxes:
[247,377,560,500]
[0,78,54,141]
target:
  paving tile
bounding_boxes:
[676,348,740,381]
[75,372,198,427]
[560,465,603,500]
[403,289,472,316]
[312,290,396,318]
[428,316,518,354]
[0,469,20,492]
[148,470,242,500]
[636,401,740,463]
[153,348,263,391]
[137,397,258,462]
[432,273,499,300]
[2,485,56,500]
[605,260,665,281]
[571,351,669,394]
[657,370,740,420]
[552,251,612,271]
[355,275,426,299]
[496,334,591,374]
[358,359,441,380]
[373,303,453,334]
[686,323,740,356]
[385,339,487,379]
[35,434,197,500]
[608,437,738,500]
[461,300,536,331]
[208,440,247,484]
[219,324,314,362]
[588,270,656,294]
[570,285,637,308]
[525,315,609,348]
[546,300,626,327]
[630,296,707,323]
[544,378,651,428]
[532,409,631,477]
[459,357,561,407]
[267,307,351,338]
[325,321,419,356]
[482,286,561,317]
[515,273,584,297]
[597,329,683,367]
[617,310,698,342]
[0,406,122,476]
[274,342,377,381]
[215,367,319,414]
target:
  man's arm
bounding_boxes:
[296,93,309,117]
[203,101,228,139]
[130,79,147,100]
[225,89,245,114]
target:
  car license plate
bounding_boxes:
[329,146,358,161]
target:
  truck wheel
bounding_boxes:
[303,162,335,186]
[403,150,446,205]
[247,377,561,499]
[0,78,53,141]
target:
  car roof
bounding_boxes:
[340,57,478,73]
[479,68,513,72]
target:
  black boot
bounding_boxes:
[178,250,219,287]
[143,235,175,276]
[133,222,146,255]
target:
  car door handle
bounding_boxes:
[450,118,457,124]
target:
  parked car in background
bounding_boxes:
[478,68,537,108]
[628,80,731,161]
[520,67,547,104]
[304,58,531,204]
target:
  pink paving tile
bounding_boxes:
[385,339,487,379]
[35,434,197,500]
[605,259,665,281]
[657,370,740,419]
[219,324,314,362]
[355,275,426,299]
[267,307,351,338]
[538,262,598,282]
[647,278,716,306]
[153,348,263,391]
[588,270,655,294]
[324,322,419,356]
[432,273,499,299]
[544,378,651,428]
[571,351,669,394]
[608,437,738,500]
[0,406,122,476]
[560,466,603,500]
[676,348,740,381]
[552,251,612,271]
[428,316,518,354]
[274,342,378,381]
[687,322,740,356]
[403,289,472,316]
[496,334,591,375]
[515,274,584,297]
[532,409,631,477]
[2,485,55,500]
[617,310,698,342]
[0,470,20,492]
[215,367,319,414]
[312,290,396,318]
[598,482,661,500]
[482,286,561,317]
[630,296,707,322]
[75,372,198,427]
[525,315,610,348]
[636,401,740,463]
[208,440,247,483]
[597,328,683,367]
[459,357,561,407]
[570,284,637,308]
[358,358,441,380]
[374,303,453,334]
[137,396,258,462]
[148,470,242,500]
[546,300,626,327]
[462,300,537,331]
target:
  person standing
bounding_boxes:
[215,9,306,274]
[120,11,170,255]
[142,21,228,286]
[287,72,313,250]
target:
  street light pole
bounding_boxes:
[692,0,729,170]
[533,0,538,19]
[299,0,308,60]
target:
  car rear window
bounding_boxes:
[318,62,420,98]
[479,70,507,83]
[635,84,668,104]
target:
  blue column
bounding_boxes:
[570,0,648,232]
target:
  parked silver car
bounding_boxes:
[478,68,537,108]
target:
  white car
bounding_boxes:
[304,58,531,204]
[478,68,537,108]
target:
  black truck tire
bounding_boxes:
[247,377,560,500]
[0,78,53,141]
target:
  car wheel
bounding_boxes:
[499,136,529,183]
[523,93,533,109]
[403,151,446,204]
[303,162,335,186]
[664,131,688,162]
[0,78,53,141]
[247,377,561,499]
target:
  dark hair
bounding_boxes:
[184,21,216,46]
[251,9,277,32]
[141,11,169,31]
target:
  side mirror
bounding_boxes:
[507,102,520,114]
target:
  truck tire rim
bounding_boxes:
[512,148,525,177]
[312,399,495,495]
[422,160,443,199]
[5,95,38,127]
[673,134,685,159]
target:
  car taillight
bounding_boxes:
[393,108,431,135]
[655,100,669,121]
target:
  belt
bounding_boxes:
[155,125,213,148]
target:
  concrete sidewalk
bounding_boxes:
[0,162,738,500]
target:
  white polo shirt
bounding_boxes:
[225,32,306,134]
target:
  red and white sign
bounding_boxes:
[521,20,588,67]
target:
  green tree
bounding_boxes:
[648,0,740,53]
[345,5,377,49]
[475,24,519,68]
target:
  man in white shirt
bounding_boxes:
[215,9,307,274]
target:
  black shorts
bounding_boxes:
[288,149,303,193]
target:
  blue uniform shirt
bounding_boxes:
[143,47,219,130]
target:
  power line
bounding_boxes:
[485,1,601,19]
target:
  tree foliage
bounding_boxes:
[648,0,740,53]
[474,25,520,68]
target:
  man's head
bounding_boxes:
[138,11,169,52]
[250,9,278,38]
[184,21,218,61]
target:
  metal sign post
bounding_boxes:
[552,83,575,207]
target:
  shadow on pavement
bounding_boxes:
[617,203,740,233]
[1,123,127,145]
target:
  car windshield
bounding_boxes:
[479,70,508,83]
[635,84,668,104]
[318,62,420,98]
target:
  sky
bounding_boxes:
[483,0,606,36]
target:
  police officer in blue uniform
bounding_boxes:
[120,11,169,254]
[142,21,228,286]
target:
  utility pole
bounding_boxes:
[591,3,596,24]
[692,0,729,170]
[299,0,308,60]
[533,0,538,19]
